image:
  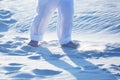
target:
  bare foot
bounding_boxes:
[61,41,80,49]
[28,40,39,47]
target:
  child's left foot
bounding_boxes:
[28,40,39,47]
[61,41,80,49]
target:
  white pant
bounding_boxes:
[30,0,74,44]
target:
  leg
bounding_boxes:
[30,0,56,41]
[29,0,58,47]
[58,0,79,48]
[58,0,74,44]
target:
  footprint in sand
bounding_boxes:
[2,63,34,79]
[32,69,62,76]
[0,46,12,53]
[9,63,24,66]
[2,63,24,74]
[0,39,29,56]
[0,40,24,54]
[0,9,17,32]
[0,41,22,49]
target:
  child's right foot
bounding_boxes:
[28,40,39,47]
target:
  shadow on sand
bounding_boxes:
[29,45,117,80]
[0,39,118,80]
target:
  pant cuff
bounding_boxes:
[30,34,43,41]
[59,37,71,44]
